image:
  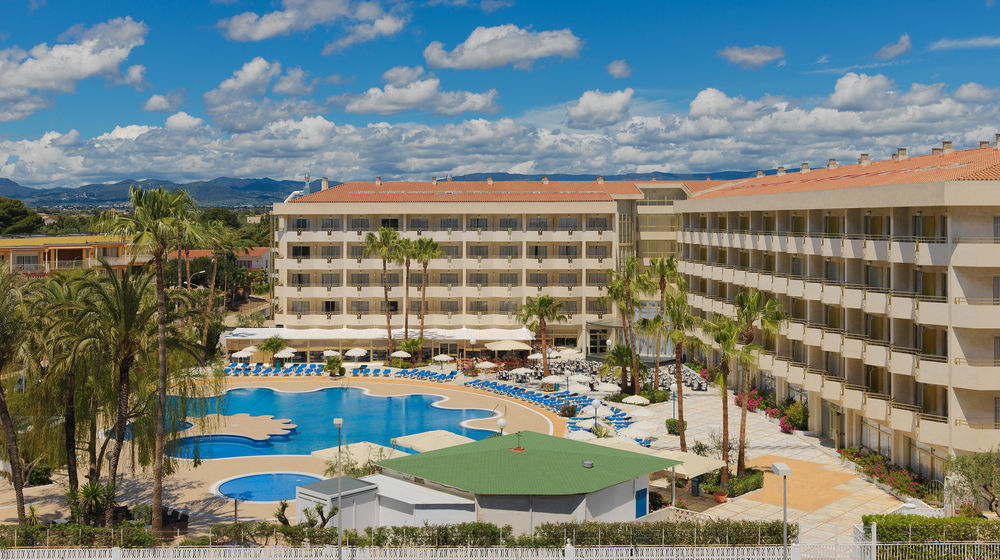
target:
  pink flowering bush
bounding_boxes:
[779,415,795,433]
[735,389,763,412]
[838,447,935,500]
[675,498,690,510]
[699,368,709,381]
[765,408,782,419]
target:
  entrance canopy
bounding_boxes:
[225,327,533,347]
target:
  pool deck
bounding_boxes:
[0,375,564,530]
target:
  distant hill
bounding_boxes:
[0,170,757,208]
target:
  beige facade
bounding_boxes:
[674,144,1000,478]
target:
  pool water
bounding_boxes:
[170,387,494,459]
[217,473,321,502]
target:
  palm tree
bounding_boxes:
[637,314,668,391]
[706,313,758,494]
[200,220,232,355]
[413,237,442,342]
[365,227,402,355]
[598,344,639,392]
[259,336,287,365]
[170,191,198,290]
[97,185,191,533]
[324,355,345,377]
[516,295,567,378]
[733,289,787,475]
[397,238,415,338]
[0,267,31,523]
[662,288,703,452]
[606,257,653,394]
[75,260,157,524]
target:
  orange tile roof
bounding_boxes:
[693,146,1000,200]
[291,180,644,203]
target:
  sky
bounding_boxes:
[1,0,1000,188]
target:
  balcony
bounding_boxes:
[889,401,919,433]
[952,419,1000,451]
[863,393,890,421]
[916,413,950,447]
[804,369,824,392]
[953,358,1000,390]
[821,375,844,401]
[842,383,865,410]
[951,297,1000,329]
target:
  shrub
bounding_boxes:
[674,498,690,510]
[698,468,764,498]
[533,519,796,546]
[665,418,687,435]
[649,491,665,511]
[957,501,983,518]
[860,514,1000,542]
[27,463,52,487]
[766,408,782,419]
[691,440,710,457]
[779,415,795,433]
[559,404,577,417]
[607,389,671,404]
[734,390,763,412]
[784,401,808,430]
[839,447,937,500]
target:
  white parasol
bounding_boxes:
[527,353,543,360]
[568,383,591,394]
[390,350,412,358]
[322,350,341,357]
[540,375,563,384]
[569,374,591,383]
[595,382,621,393]
[511,367,534,375]
[475,361,498,370]
[623,395,651,405]
[345,347,368,358]
[231,349,252,359]
[433,354,455,362]
[274,347,297,359]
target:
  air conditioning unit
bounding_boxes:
[447,228,453,234]
[568,257,574,263]
[477,311,483,318]
[537,230,543,235]
[447,256,453,263]
[537,258,543,264]
[357,230,362,236]
[477,256,483,263]
[327,285,332,292]
[417,230,423,236]
[297,229,302,236]
[598,313,604,319]
[567,285,573,292]
[447,311,453,318]
[506,228,513,234]
[327,257,333,263]
[598,230,604,235]
[598,258,604,264]
[477,228,483,233]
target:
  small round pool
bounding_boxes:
[216,473,321,502]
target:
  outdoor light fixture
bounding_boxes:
[669,383,678,421]
[334,418,344,560]
[772,462,792,560]
[497,418,507,435]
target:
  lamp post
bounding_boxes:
[772,462,792,560]
[497,417,507,435]
[669,382,678,421]
[334,418,344,560]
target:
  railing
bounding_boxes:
[918,412,948,424]
[953,296,1000,305]
[953,357,1000,366]
[952,236,1000,243]
[954,418,1000,429]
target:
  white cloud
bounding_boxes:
[814,54,831,64]
[874,33,911,60]
[273,67,316,96]
[954,82,1000,103]
[337,66,498,116]
[929,36,1000,50]
[424,24,581,70]
[142,90,183,112]
[827,72,894,111]
[203,57,322,132]
[717,45,785,69]
[428,0,514,12]
[165,111,204,131]
[566,88,633,129]
[606,59,631,79]
[218,0,405,50]
[0,16,148,121]
[123,64,148,89]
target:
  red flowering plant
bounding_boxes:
[779,415,795,433]
[765,408,783,419]
[735,389,763,412]
[699,368,709,381]
[837,447,935,500]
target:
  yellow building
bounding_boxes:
[0,234,151,275]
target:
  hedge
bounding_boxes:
[699,468,765,498]
[0,523,156,548]
[532,519,795,546]
[860,514,1000,543]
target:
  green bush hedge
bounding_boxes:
[665,418,687,435]
[860,514,1000,542]
[533,519,795,546]
[0,522,155,548]
[699,468,764,498]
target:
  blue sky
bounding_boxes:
[2,0,999,187]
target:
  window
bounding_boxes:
[409,218,429,230]
[587,217,608,230]
[909,439,946,482]
[381,218,399,229]
[558,245,579,259]
[589,329,609,353]
[321,245,341,258]
[291,273,310,286]
[561,300,578,314]
[323,301,339,313]
[439,273,459,285]
[351,301,370,313]
[439,217,459,230]
[469,273,489,285]
[529,273,547,285]
[380,300,400,313]
[293,218,310,230]
[383,273,400,286]
[788,383,807,403]
[409,300,427,312]
[290,301,310,313]
[468,217,489,230]
[409,272,423,286]
[350,218,370,230]
[499,273,519,286]
[759,372,775,395]
[587,245,608,259]
[441,245,460,257]
[350,273,369,286]
[469,300,489,313]
[499,300,519,314]
[825,260,841,282]
[322,273,340,287]
[290,246,311,259]
[554,337,576,347]
[825,351,841,376]
[468,245,489,257]
[790,257,803,276]
[527,245,547,258]
[322,218,340,230]
[499,245,519,258]
[862,419,892,457]
[528,217,549,230]
[558,217,578,230]
[350,245,366,258]
[499,217,519,230]
[440,300,460,313]
[559,273,578,285]
[587,272,608,285]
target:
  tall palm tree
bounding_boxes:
[200,220,236,356]
[606,257,653,394]
[365,227,402,355]
[663,288,703,452]
[171,191,198,290]
[733,289,787,475]
[397,238,415,338]
[706,313,758,493]
[0,267,31,523]
[598,344,640,392]
[413,237,442,342]
[637,314,668,391]
[75,260,157,524]
[516,295,567,378]
[259,336,287,365]
[97,185,190,533]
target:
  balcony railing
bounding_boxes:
[954,357,1000,367]
[953,297,1000,305]
[955,418,1000,429]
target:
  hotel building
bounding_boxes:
[268,177,710,357]
[675,139,1000,475]
[0,234,151,275]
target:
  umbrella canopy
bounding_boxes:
[322,350,341,357]
[568,383,591,394]
[568,374,591,383]
[345,347,368,358]
[432,354,455,362]
[548,350,562,359]
[274,347,297,359]
[485,340,532,351]
[510,367,534,375]
[242,345,258,353]
[231,349,252,359]
[527,353,543,360]
[390,350,412,358]
[623,395,651,405]
[595,382,621,393]
[540,375,563,384]
[475,361,498,370]
[566,430,597,441]
[394,430,474,453]
[561,350,584,359]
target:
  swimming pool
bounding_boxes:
[169,386,495,459]
[216,473,321,502]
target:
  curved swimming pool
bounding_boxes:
[217,473,321,502]
[169,386,494,459]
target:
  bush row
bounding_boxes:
[861,514,1000,542]
[699,468,765,498]
[0,523,156,548]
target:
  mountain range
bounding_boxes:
[0,171,755,208]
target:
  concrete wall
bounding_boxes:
[296,488,378,531]
[476,494,585,534]
[585,477,645,521]
[414,503,476,526]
